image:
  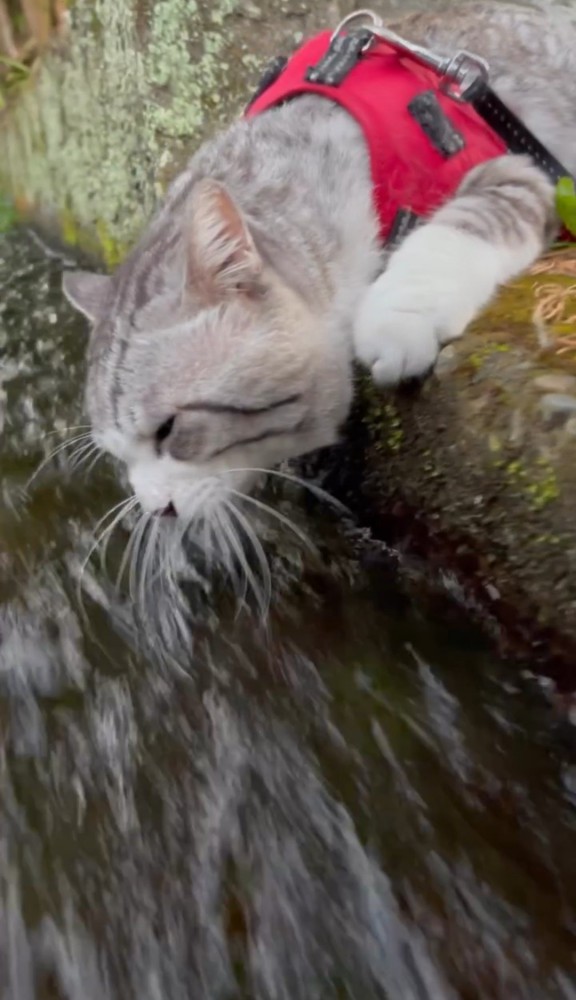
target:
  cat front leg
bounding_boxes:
[354,155,557,386]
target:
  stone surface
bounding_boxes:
[533,373,576,394]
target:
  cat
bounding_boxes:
[63,1,574,529]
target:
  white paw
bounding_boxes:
[353,288,440,387]
[353,221,507,387]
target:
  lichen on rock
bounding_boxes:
[0,0,347,260]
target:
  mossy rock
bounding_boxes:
[338,257,576,688]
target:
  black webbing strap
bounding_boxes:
[466,78,574,184]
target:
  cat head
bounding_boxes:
[63,179,352,522]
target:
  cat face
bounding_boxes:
[63,179,352,520]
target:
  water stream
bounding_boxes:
[2,229,576,999]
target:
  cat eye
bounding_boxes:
[155,415,176,445]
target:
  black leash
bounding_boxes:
[466,78,572,185]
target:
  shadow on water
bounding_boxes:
[1,229,576,999]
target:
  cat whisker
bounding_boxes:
[230,466,347,514]
[26,431,93,489]
[68,440,101,472]
[82,450,105,478]
[116,514,142,593]
[149,480,218,589]
[213,502,247,610]
[76,494,139,618]
[128,513,152,604]
[220,498,265,616]
[80,497,139,603]
[38,424,91,442]
[67,439,93,465]
[98,496,140,572]
[140,516,161,611]
[227,487,315,552]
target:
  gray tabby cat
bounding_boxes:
[63,2,572,524]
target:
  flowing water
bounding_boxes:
[2,227,576,1000]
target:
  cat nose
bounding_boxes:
[155,501,177,517]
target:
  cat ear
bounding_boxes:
[62,270,111,322]
[186,179,262,302]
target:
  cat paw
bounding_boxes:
[353,288,440,387]
[353,221,504,386]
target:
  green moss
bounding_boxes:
[500,456,559,510]
[363,391,405,455]
[384,403,404,453]
[468,341,512,371]
[526,460,560,510]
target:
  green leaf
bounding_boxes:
[555,176,576,237]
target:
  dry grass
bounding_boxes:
[530,248,576,355]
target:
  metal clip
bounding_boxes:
[330,8,490,101]
[439,50,490,102]
[330,9,384,45]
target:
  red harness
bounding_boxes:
[245,31,510,242]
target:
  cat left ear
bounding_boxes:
[62,270,112,322]
[186,178,262,303]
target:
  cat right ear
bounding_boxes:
[186,178,262,304]
[62,271,111,322]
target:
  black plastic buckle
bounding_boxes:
[245,55,288,110]
[387,208,421,248]
[305,28,374,87]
